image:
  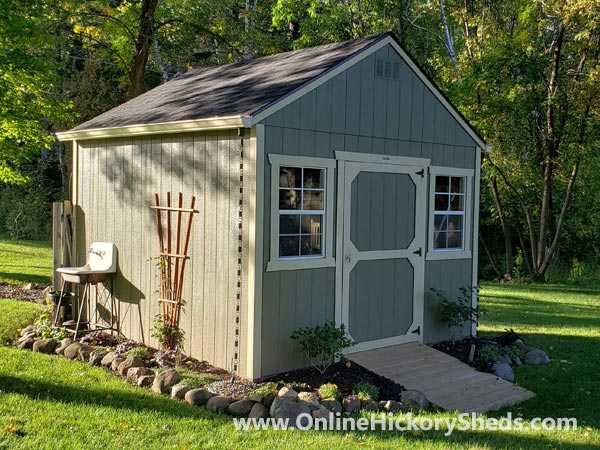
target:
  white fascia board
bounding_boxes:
[56,115,252,141]
[250,35,487,151]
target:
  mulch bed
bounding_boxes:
[265,359,405,401]
[431,336,480,364]
[0,283,48,302]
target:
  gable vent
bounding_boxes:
[375,58,400,81]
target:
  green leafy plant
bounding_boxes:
[432,286,481,338]
[151,314,184,351]
[501,344,523,361]
[290,321,355,374]
[352,381,379,401]
[474,345,500,371]
[174,367,219,389]
[125,346,150,359]
[317,383,340,400]
[246,382,278,399]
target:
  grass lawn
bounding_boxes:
[0,300,43,346]
[0,284,599,449]
[0,234,52,285]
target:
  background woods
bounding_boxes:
[0,0,598,282]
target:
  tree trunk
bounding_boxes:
[489,176,513,275]
[479,235,502,279]
[126,0,159,100]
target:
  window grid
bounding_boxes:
[278,166,326,259]
[433,176,466,251]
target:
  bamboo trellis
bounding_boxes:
[150,192,197,349]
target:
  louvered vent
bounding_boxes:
[375,58,400,81]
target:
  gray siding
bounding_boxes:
[75,130,250,375]
[260,43,478,377]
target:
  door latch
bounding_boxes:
[345,255,351,263]
[411,326,421,335]
[413,248,422,256]
[415,169,424,178]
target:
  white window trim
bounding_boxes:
[266,154,336,271]
[427,166,474,261]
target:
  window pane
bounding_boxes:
[301,215,322,234]
[434,214,447,232]
[450,194,464,211]
[301,235,322,256]
[279,189,301,210]
[303,168,324,188]
[280,214,300,235]
[279,236,300,257]
[435,176,449,193]
[435,194,448,211]
[451,177,464,193]
[448,215,463,231]
[279,167,302,188]
[434,231,447,249]
[447,231,463,249]
[303,190,324,210]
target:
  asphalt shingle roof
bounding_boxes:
[72,33,388,131]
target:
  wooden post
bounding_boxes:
[52,202,63,290]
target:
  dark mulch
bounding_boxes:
[0,283,47,302]
[265,359,405,401]
[431,335,502,365]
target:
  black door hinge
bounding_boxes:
[415,169,424,178]
[413,247,422,256]
[411,326,421,335]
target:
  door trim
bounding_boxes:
[335,153,429,354]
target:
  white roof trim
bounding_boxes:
[56,115,252,141]
[250,35,487,149]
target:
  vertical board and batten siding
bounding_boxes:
[74,130,250,375]
[259,42,478,376]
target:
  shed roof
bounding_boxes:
[71,34,386,132]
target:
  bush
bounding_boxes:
[317,383,340,400]
[125,346,150,359]
[247,382,278,399]
[431,286,480,338]
[352,381,379,401]
[474,345,500,371]
[290,321,355,374]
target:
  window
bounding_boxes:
[427,167,473,260]
[267,155,336,271]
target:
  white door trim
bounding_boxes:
[335,158,427,353]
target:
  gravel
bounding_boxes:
[0,283,48,302]
[205,377,258,399]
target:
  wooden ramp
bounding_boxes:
[347,342,535,413]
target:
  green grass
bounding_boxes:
[0,300,43,346]
[0,234,52,285]
[174,367,220,389]
[0,285,599,449]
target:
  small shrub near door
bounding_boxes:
[353,381,379,401]
[291,321,355,374]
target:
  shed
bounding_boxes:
[57,32,487,380]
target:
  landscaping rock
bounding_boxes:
[24,282,37,290]
[400,390,430,411]
[492,362,515,382]
[513,356,523,366]
[100,351,117,367]
[16,337,35,350]
[247,395,263,403]
[342,395,361,413]
[361,399,379,412]
[126,367,151,384]
[63,342,84,359]
[138,375,155,388]
[524,348,550,365]
[33,338,57,354]
[248,402,269,419]
[498,354,512,365]
[55,338,73,355]
[207,395,233,413]
[320,399,342,413]
[278,387,298,399]
[228,399,254,417]
[262,393,276,409]
[382,400,405,413]
[20,325,35,336]
[185,388,213,406]
[77,344,95,362]
[298,391,319,406]
[270,397,311,428]
[18,332,36,343]
[111,357,126,371]
[513,339,529,354]
[312,405,332,420]
[152,369,181,394]
[117,355,144,376]
[171,384,191,400]
[88,349,108,366]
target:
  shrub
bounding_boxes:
[352,381,379,401]
[317,383,340,400]
[247,382,278,399]
[474,345,500,371]
[501,344,523,361]
[431,286,481,337]
[495,328,521,347]
[290,321,355,374]
[125,346,150,359]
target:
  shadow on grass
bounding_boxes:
[0,271,51,285]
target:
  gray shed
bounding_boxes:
[57,32,487,380]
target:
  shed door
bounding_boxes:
[341,161,426,353]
